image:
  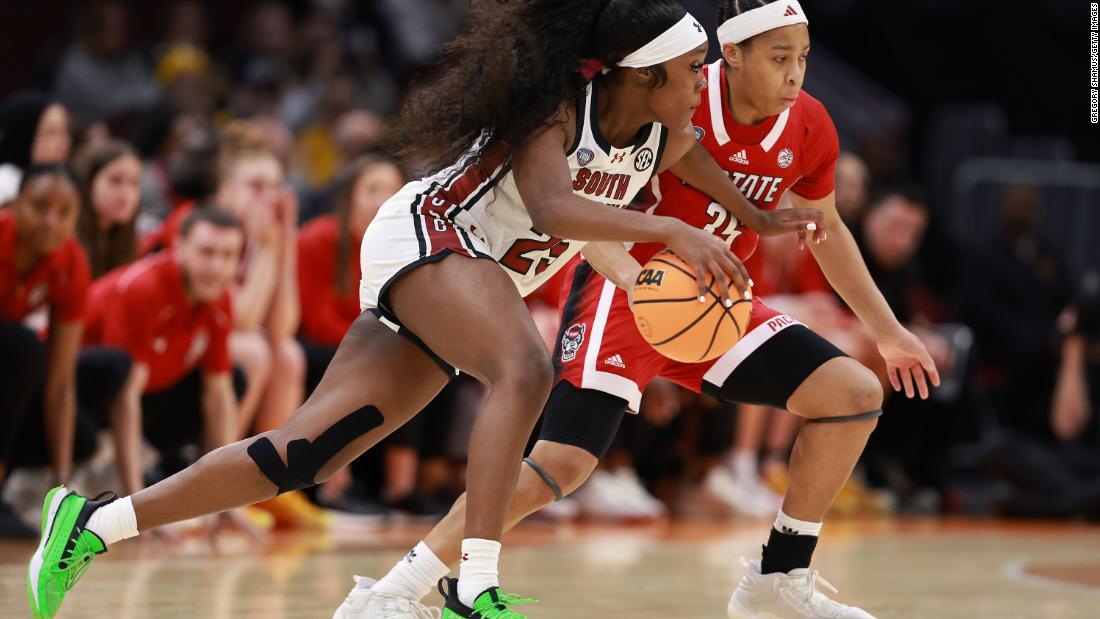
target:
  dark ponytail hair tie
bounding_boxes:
[580,58,605,80]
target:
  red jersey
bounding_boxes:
[743,236,831,298]
[0,210,90,325]
[297,215,362,346]
[84,253,233,392]
[631,61,839,266]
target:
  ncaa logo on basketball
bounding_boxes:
[634,147,655,172]
[577,148,595,167]
[560,323,586,362]
[777,148,794,168]
[693,125,706,141]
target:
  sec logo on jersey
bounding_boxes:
[577,148,595,167]
[634,147,655,172]
[777,148,794,169]
[693,125,706,141]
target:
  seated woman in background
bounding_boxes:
[74,139,142,279]
[0,92,71,205]
[0,166,92,537]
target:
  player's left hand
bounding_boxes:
[745,206,824,240]
[877,327,941,399]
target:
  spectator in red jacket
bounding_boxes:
[84,208,241,497]
[0,165,89,537]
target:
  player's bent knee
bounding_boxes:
[845,363,884,413]
[247,405,385,494]
[529,442,598,497]
[496,350,554,400]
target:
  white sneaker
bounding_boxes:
[727,558,875,619]
[332,576,441,619]
[611,468,667,518]
[573,470,656,520]
[704,466,781,518]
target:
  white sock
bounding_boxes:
[774,509,822,537]
[84,496,139,545]
[457,538,500,607]
[728,448,758,480]
[372,541,450,600]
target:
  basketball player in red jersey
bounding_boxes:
[29,2,822,619]
[366,2,938,618]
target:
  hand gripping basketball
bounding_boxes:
[631,250,753,363]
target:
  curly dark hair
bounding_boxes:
[393,0,688,173]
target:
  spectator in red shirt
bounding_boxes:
[75,139,142,279]
[84,208,242,497]
[0,165,89,537]
[141,122,304,443]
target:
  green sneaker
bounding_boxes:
[27,486,116,619]
[437,577,538,618]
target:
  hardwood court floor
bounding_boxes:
[2,516,1099,618]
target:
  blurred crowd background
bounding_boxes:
[1,0,1098,538]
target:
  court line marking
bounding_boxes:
[1000,558,1100,598]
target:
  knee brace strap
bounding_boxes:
[808,409,883,424]
[523,457,564,501]
[247,405,384,494]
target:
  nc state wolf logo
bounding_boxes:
[560,323,586,362]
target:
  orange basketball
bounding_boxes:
[631,250,752,363]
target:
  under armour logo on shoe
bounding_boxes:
[461,552,469,562]
[405,549,417,563]
[693,21,702,33]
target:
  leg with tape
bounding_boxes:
[247,405,385,494]
[128,312,452,531]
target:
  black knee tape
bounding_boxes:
[523,457,564,501]
[808,409,883,424]
[247,405,385,494]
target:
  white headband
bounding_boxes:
[717,1,809,45]
[619,13,708,68]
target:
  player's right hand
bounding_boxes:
[664,220,751,306]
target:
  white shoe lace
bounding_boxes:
[738,557,859,619]
[343,576,442,619]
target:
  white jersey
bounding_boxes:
[359,82,670,315]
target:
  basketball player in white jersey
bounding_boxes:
[27,2,823,619]
[355,2,939,618]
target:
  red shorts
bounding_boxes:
[555,261,805,412]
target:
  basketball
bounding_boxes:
[631,250,752,363]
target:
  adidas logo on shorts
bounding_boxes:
[729,149,750,165]
[604,354,627,369]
